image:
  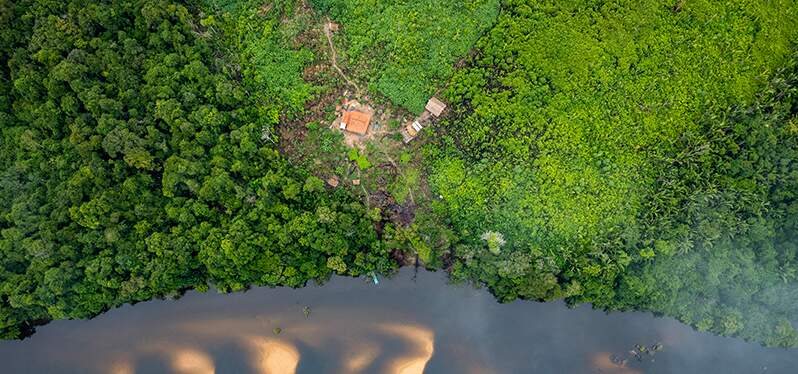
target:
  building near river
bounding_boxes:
[340,110,372,135]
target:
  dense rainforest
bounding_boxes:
[0,0,391,339]
[429,0,798,346]
[1,0,797,348]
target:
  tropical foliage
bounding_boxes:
[427,0,798,346]
[0,0,390,339]
[309,0,501,113]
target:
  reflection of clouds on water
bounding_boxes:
[170,348,216,374]
[108,359,134,374]
[97,312,435,374]
[343,342,380,373]
[378,324,435,374]
[244,336,300,374]
[105,344,216,374]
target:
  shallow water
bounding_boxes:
[0,269,795,373]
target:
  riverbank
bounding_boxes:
[1,269,795,374]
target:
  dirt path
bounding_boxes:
[324,18,362,95]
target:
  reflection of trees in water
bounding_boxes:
[100,311,437,374]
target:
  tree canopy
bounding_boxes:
[0,0,390,339]
[425,0,798,346]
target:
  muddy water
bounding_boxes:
[0,269,795,373]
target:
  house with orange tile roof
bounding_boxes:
[340,110,372,135]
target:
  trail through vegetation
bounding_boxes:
[322,18,360,95]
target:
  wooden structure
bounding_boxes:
[407,121,423,137]
[425,97,446,117]
[402,120,424,143]
[400,97,446,142]
[340,111,371,135]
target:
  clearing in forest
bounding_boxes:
[275,6,441,238]
[273,0,499,267]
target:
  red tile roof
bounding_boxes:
[342,111,371,135]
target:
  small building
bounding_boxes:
[340,111,371,135]
[402,120,424,143]
[406,120,423,137]
[425,97,446,117]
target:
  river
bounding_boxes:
[0,269,795,373]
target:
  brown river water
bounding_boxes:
[0,269,795,373]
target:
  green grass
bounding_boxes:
[309,0,501,113]
[434,0,798,257]
[348,148,372,170]
[389,168,420,205]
